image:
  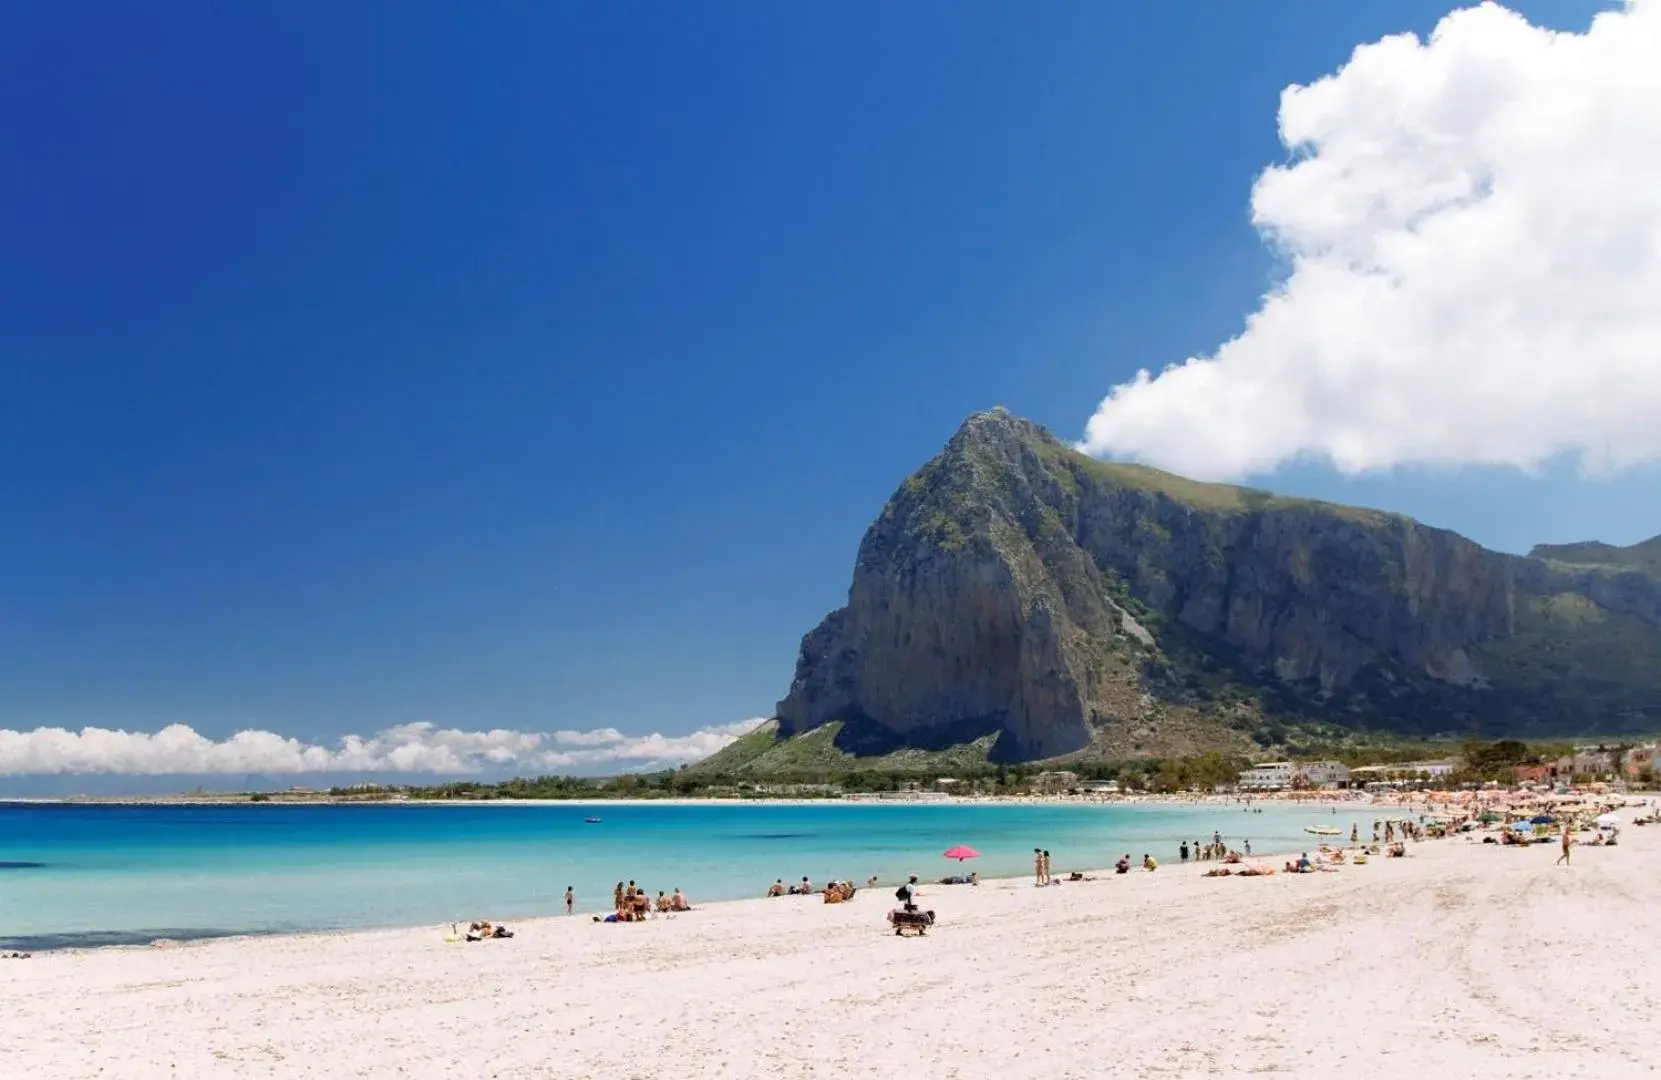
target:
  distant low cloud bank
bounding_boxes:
[0,719,766,777]
[1082,1,1661,479]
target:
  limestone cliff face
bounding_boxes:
[775,409,1661,758]
[775,410,1115,760]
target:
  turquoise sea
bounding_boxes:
[0,800,1370,949]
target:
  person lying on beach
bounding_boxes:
[465,921,514,941]
[1066,871,1094,881]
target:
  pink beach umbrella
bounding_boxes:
[942,845,981,862]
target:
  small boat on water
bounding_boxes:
[585,816,603,824]
[1304,825,1342,837]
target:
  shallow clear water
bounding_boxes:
[0,800,1372,949]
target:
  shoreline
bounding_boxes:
[13,798,1629,957]
[0,791,1409,809]
[0,837,1429,957]
[5,806,1652,1078]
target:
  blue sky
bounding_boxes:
[0,0,1649,760]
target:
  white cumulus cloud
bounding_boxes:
[1080,1,1661,480]
[0,719,768,777]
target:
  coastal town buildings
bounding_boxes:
[1236,761,1350,791]
[1237,762,1297,790]
[1032,770,1081,794]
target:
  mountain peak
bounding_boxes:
[949,406,1054,447]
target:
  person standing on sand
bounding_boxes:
[1244,839,1251,856]
[1042,850,1052,884]
[1034,847,1045,885]
[1180,841,1189,862]
[1557,823,1573,866]
[565,886,574,915]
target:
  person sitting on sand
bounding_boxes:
[767,879,786,897]
[1115,854,1131,874]
[867,875,879,889]
[672,888,690,911]
[656,890,671,913]
[1142,854,1158,871]
[969,871,979,886]
[1296,853,1312,873]
[631,889,651,919]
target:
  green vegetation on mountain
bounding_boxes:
[1529,536,1661,576]
[752,408,1661,770]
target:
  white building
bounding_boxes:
[1237,760,1351,791]
[1299,761,1351,788]
[1238,762,1297,791]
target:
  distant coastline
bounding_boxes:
[0,791,1405,810]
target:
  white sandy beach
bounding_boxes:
[5,809,1658,1080]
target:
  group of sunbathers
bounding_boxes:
[595,881,691,922]
[462,920,514,941]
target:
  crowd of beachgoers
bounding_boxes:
[9,789,1657,1078]
[522,786,1652,933]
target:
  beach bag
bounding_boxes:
[895,886,908,901]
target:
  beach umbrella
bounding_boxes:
[942,845,981,861]
[1595,813,1620,827]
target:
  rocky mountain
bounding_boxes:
[765,408,1661,765]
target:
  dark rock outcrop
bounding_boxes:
[775,409,1661,760]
